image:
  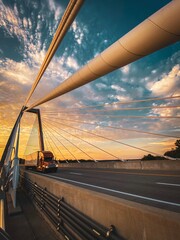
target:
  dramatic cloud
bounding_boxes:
[147,64,180,96]
[149,103,180,118]
[71,21,88,45]
[0,0,81,102]
[0,1,28,43]
[0,58,36,85]
[0,0,179,159]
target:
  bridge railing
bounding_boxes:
[20,174,123,240]
[0,196,5,230]
[0,166,5,230]
[0,177,12,240]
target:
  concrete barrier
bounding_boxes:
[59,160,180,171]
[141,160,180,170]
[22,171,180,240]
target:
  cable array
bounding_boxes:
[43,121,95,161]
[43,112,179,119]
[42,105,180,114]
[44,124,77,160]
[44,127,66,161]
[43,116,179,139]
[25,0,84,105]
[43,119,122,160]
[42,117,171,159]
[42,95,180,111]
[43,129,57,158]
[25,1,180,110]
[18,0,179,162]
[40,87,179,160]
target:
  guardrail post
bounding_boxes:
[106,225,115,238]
[57,197,63,232]
[40,187,45,210]
[33,182,37,203]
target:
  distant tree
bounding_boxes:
[164,139,180,158]
[141,154,155,160]
[141,154,165,161]
[175,140,180,150]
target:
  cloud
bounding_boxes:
[96,83,108,90]
[22,17,28,28]
[66,56,79,70]
[114,95,132,102]
[121,65,130,74]
[47,0,62,21]
[71,20,88,45]
[0,58,36,85]
[144,139,176,154]
[107,94,131,102]
[0,0,81,102]
[147,64,180,96]
[149,103,180,118]
[111,84,126,92]
[79,84,106,103]
[0,0,28,43]
[0,0,82,157]
[0,0,180,160]
[151,69,157,74]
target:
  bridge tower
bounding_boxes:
[0,107,44,207]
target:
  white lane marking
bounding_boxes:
[47,175,180,207]
[69,172,83,176]
[156,182,180,187]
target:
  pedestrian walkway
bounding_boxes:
[5,190,60,240]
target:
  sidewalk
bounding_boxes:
[5,190,60,240]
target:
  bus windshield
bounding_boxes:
[44,157,53,162]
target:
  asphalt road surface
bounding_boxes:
[38,168,180,212]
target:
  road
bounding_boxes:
[39,168,180,212]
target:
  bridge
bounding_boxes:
[0,0,180,239]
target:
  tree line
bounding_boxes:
[142,139,180,160]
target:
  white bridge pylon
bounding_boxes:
[1,108,45,208]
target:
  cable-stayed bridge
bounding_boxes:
[0,0,180,239]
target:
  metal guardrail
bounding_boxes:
[0,191,5,230]
[20,174,124,240]
[0,168,5,229]
[0,178,12,240]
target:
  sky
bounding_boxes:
[0,0,180,160]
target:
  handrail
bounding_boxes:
[0,187,12,240]
[0,198,5,230]
[0,178,5,230]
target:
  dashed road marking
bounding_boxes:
[156,182,180,187]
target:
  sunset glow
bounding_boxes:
[0,0,179,160]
